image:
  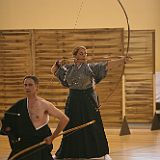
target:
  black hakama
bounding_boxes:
[56,87,109,159]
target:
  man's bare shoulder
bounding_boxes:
[37,97,54,107]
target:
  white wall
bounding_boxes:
[156,72,160,102]
[0,0,160,70]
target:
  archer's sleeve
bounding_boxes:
[89,62,108,84]
[55,65,70,87]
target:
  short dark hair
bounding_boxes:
[23,75,39,84]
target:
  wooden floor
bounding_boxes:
[0,128,160,160]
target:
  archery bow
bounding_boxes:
[117,0,130,57]
[104,0,131,101]
[8,120,95,160]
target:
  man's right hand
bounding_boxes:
[44,135,56,145]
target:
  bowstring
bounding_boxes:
[74,0,85,30]
[50,0,85,84]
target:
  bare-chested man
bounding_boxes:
[0,75,69,160]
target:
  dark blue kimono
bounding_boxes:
[0,98,53,160]
[55,62,110,159]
